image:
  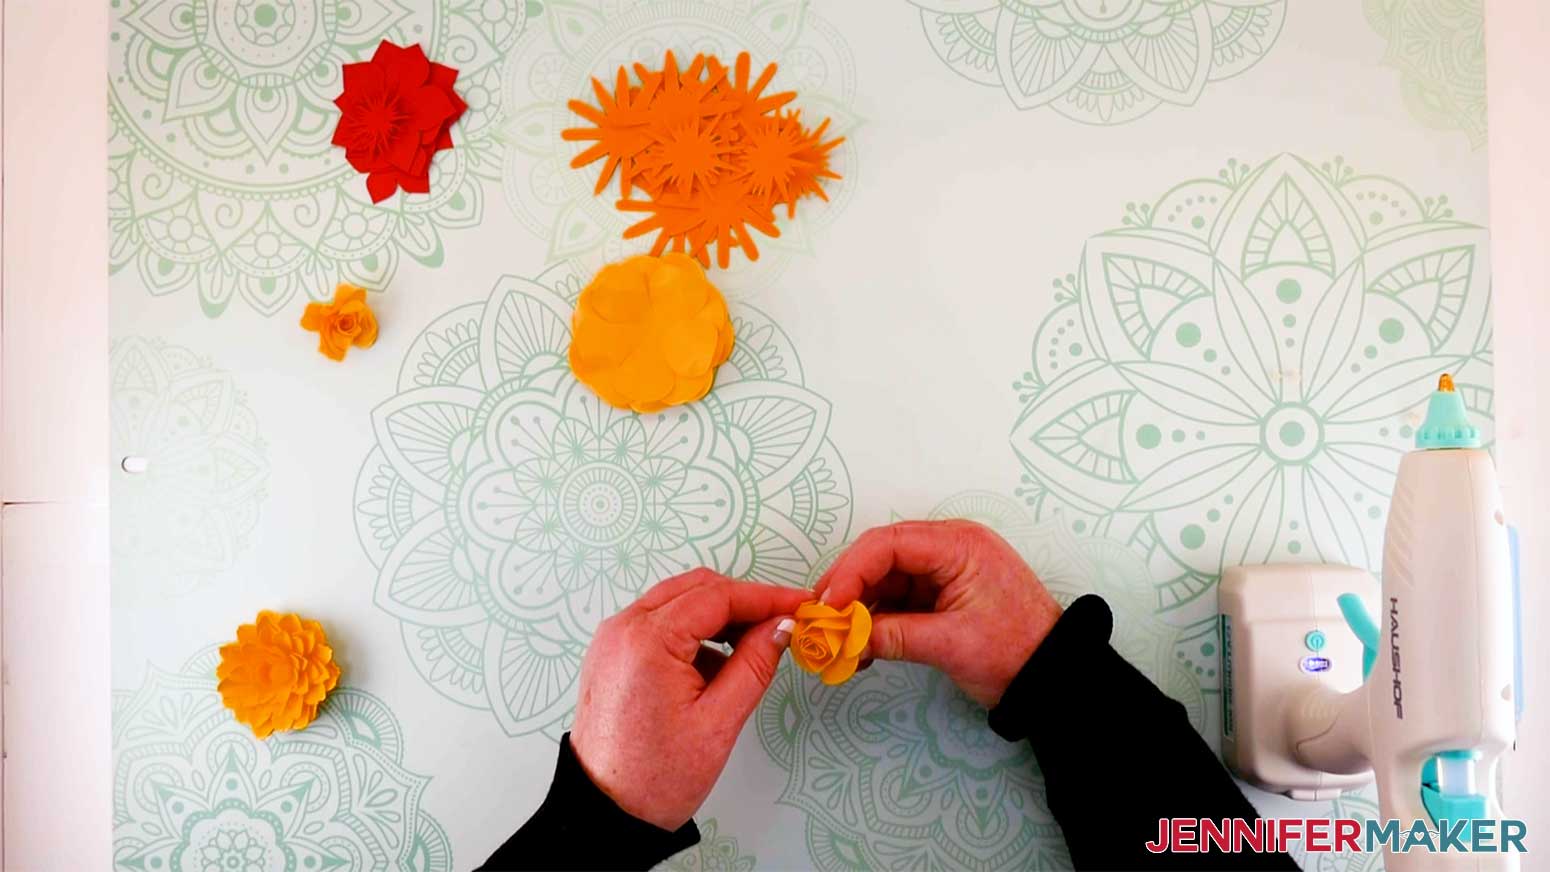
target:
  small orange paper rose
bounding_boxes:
[569,253,735,413]
[216,610,342,739]
[788,600,871,685]
[301,283,379,361]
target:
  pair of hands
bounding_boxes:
[570,520,1063,830]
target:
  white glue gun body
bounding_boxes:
[1222,376,1519,871]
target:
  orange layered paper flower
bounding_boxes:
[216,611,342,739]
[563,50,842,269]
[568,254,735,412]
[788,600,871,685]
[301,283,379,361]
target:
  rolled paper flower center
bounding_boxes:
[331,41,468,202]
[216,610,342,738]
[787,600,871,685]
[359,97,408,149]
[264,659,292,686]
[300,283,379,361]
[796,631,833,665]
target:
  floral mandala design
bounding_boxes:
[499,0,860,294]
[111,338,269,599]
[1291,790,1383,872]
[660,818,757,872]
[353,262,853,736]
[1012,154,1492,616]
[910,0,1286,124]
[758,491,1214,871]
[108,0,526,316]
[113,649,452,872]
[1365,0,1486,148]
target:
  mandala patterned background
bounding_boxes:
[758,491,1217,871]
[661,818,758,872]
[108,3,1493,868]
[498,0,861,293]
[113,649,452,872]
[111,337,269,599]
[353,263,853,736]
[908,0,1287,124]
[1012,153,1492,617]
[1365,0,1487,148]
[108,0,525,316]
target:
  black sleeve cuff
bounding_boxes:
[988,593,1116,742]
[986,595,1298,871]
[477,733,700,871]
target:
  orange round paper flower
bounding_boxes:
[789,600,871,685]
[569,254,734,413]
[216,610,342,739]
[301,283,379,361]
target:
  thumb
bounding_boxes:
[699,616,789,725]
[867,612,960,670]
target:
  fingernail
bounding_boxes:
[773,618,795,645]
[819,588,833,604]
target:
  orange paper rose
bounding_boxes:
[301,283,379,361]
[568,254,735,413]
[788,600,871,685]
[215,610,342,739]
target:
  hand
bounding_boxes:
[570,568,808,830]
[815,520,1062,707]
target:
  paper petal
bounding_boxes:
[661,318,719,376]
[841,603,871,658]
[795,601,839,620]
[614,349,675,406]
[585,263,651,322]
[819,656,858,685]
[365,171,399,203]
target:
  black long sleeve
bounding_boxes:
[476,733,699,871]
[481,595,1299,871]
[989,594,1300,871]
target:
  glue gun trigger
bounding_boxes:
[1336,592,1378,681]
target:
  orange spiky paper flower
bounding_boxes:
[563,50,843,269]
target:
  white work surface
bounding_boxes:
[100,2,1526,870]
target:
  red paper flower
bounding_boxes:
[332,41,467,203]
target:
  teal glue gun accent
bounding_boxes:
[1416,374,1481,450]
[1337,593,1379,680]
[1421,753,1489,831]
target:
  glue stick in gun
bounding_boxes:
[1291,374,1518,870]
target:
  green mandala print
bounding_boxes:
[111,337,269,599]
[499,0,860,292]
[1012,154,1493,616]
[353,262,853,736]
[1291,790,1383,872]
[1366,0,1487,148]
[659,818,757,872]
[758,491,1213,871]
[113,650,452,872]
[108,0,525,316]
[910,0,1286,124]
